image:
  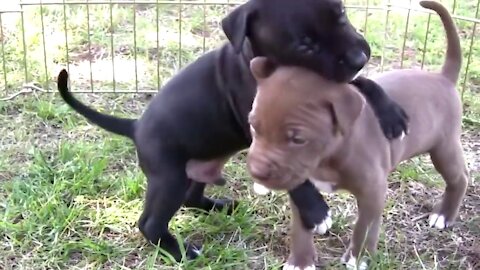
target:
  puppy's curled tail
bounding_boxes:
[57,69,136,139]
[420,1,462,83]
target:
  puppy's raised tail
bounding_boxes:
[420,1,462,83]
[57,69,136,139]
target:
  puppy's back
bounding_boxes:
[372,69,462,162]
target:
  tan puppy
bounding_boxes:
[246,1,469,269]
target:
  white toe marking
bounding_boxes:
[429,213,438,227]
[358,260,368,270]
[325,216,333,229]
[282,263,315,270]
[325,210,333,228]
[192,246,202,255]
[342,251,368,270]
[345,256,368,270]
[313,221,328,235]
[359,260,368,270]
[399,131,406,141]
[429,213,447,229]
[253,182,271,195]
[346,256,358,270]
[313,210,333,235]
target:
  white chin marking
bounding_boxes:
[352,70,362,80]
[282,263,316,270]
[311,179,334,193]
[313,210,333,235]
[429,213,447,229]
[253,182,271,195]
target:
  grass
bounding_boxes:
[1,0,480,269]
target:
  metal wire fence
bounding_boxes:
[0,0,479,100]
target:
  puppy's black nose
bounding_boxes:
[345,49,368,70]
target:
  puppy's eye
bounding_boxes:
[287,129,308,146]
[290,136,307,145]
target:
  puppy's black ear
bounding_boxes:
[222,2,255,53]
[250,57,276,81]
[330,89,365,136]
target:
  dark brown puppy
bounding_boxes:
[55,0,407,261]
[247,1,468,269]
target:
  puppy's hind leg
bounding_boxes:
[138,154,200,262]
[428,140,469,229]
[184,157,238,214]
[184,182,237,215]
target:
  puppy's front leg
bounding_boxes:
[350,76,409,140]
[342,180,387,270]
[283,197,316,270]
[288,180,332,234]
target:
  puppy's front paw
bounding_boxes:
[341,251,368,270]
[429,213,448,229]
[312,210,332,235]
[282,262,316,270]
[185,243,202,260]
[377,101,409,140]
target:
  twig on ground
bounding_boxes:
[411,213,429,223]
[0,83,48,101]
[413,244,428,270]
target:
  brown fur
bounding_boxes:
[247,1,469,268]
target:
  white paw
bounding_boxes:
[341,253,368,270]
[312,210,332,235]
[252,182,271,195]
[429,213,447,229]
[191,246,202,256]
[282,262,316,270]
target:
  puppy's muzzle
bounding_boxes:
[344,49,368,71]
[247,151,284,184]
[248,159,273,182]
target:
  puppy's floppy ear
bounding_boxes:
[329,89,365,135]
[222,2,255,53]
[250,57,276,81]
